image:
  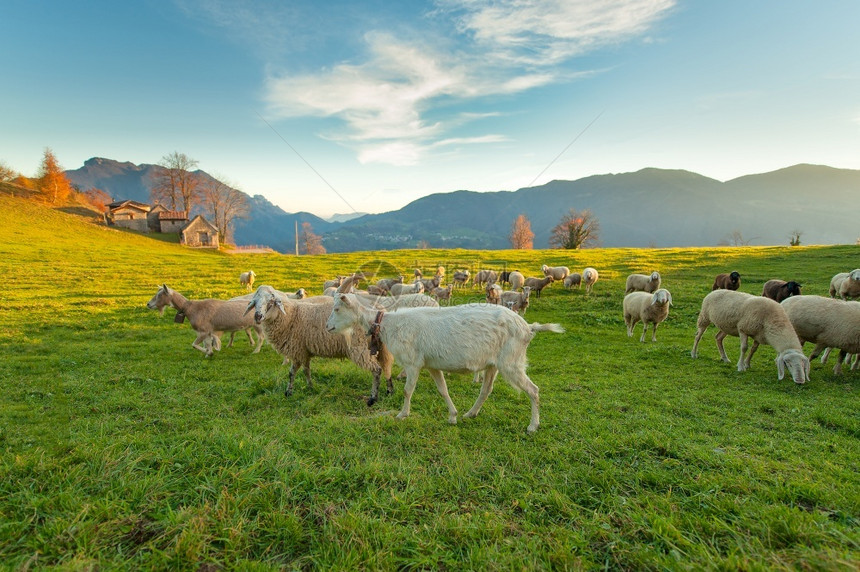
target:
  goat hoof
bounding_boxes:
[366,396,377,407]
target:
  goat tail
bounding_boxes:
[529,322,565,334]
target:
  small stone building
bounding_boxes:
[158,210,189,233]
[180,215,219,248]
[105,200,151,232]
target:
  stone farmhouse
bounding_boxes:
[105,200,219,248]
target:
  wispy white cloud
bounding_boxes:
[259,0,676,165]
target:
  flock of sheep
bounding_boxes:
[146,261,860,433]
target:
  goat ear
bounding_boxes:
[776,355,786,380]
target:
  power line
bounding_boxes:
[527,110,604,188]
[256,111,358,214]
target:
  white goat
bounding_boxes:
[623,288,673,342]
[691,289,809,384]
[326,296,564,433]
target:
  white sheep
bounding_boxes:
[563,273,582,289]
[390,281,424,296]
[452,270,471,288]
[326,295,564,433]
[500,286,531,315]
[623,288,673,342]
[829,269,860,300]
[239,270,256,292]
[375,275,404,293]
[508,271,525,291]
[244,285,394,404]
[780,295,860,375]
[583,267,599,294]
[147,285,263,357]
[541,265,570,281]
[691,289,810,384]
[625,271,661,294]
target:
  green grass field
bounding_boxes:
[1,191,858,570]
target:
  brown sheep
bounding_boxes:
[712,271,741,290]
[761,279,802,302]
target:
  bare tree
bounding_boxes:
[549,209,600,249]
[201,175,249,245]
[299,222,326,255]
[150,151,200,212]
[37,148,72,204]
[509,214,535,249]
[0,160,18,182]
[83,188,113,211]
[789,229,803,247]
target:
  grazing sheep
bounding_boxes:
[625,271,661,294]
[761,279,802,302]
[452,270,471,288]
[508,271,525,291]
[623,288,673,342]
[239,270,256,292]
[326,295,564,433]
[830,269,860,300]
[473,269,498,288]
[390,281,425,296]
[430,285,454,305]
[583,267,599,294]
[541,265,570,281]
[244,286,394,404]
[375,275,404,293]
[781,295,860,375]
[147,285,263,357]
[500,286,531,315]
[712,271,741,291]
[524,275,553,298]
[563,273,582,289]
[485,283,502,305]
[691,289,809,384]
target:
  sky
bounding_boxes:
[2,0,858,218]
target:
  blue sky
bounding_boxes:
[2,1,858,217]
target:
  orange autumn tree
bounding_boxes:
[37,148,73,204]
[509,214,535,249]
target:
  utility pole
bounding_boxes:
[295,220,299,256]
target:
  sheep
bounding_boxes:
[830,269,860,300]
[712,271,741,291]
[413,268,423,279]
[473,269,498,288]
[243,285,394,404]
[375,275,404,293]
[416,274,442,292]
[485,283,502,305]
[780,295,860,375]
[508,271,525,291]
[623,288,673,342]
[625,271,661,294]
[365,284,390,297]
[326,294,564,433]
[523,275,553,298]
[541,265,570,281]
[761,279,802,302]
[500,287,531,315]
[563,273,582,289]
[147,285,264,357]
[691,289,810,384]
[429,285,454,305]
[239,270,256,292]
[390,281,424,296]
[583,267,599,294]
[452,270,471,288]
[323,276,345,291]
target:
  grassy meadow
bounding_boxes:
[0,191,858,570]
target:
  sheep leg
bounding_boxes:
[834,349,847,375]
[640,323,649,343]
[813,345,829,363]
[285,363,298,396]
[303,362,313,390]
[625,316,634,337]
[691,323,709,358]
[737,333,749,371]
[464,366,497,419]
[714,330,730,363]
[650,322,659,343]
[242,328,255,347]
[427,368,458,425]
[396,367,421,420]
[251,327,263,354]
[227,331,237,348]
[744,339,761,370]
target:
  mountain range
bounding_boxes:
[66,158,860,252]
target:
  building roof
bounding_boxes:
[182,214,219,234]
[107,199,150,212]
[158,210,188,220]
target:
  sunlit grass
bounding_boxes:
[0,192,858,569]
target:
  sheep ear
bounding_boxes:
[668,293,674,306]
[776,355,786,380]
[275,299,286,315]
[243,300,255,316]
